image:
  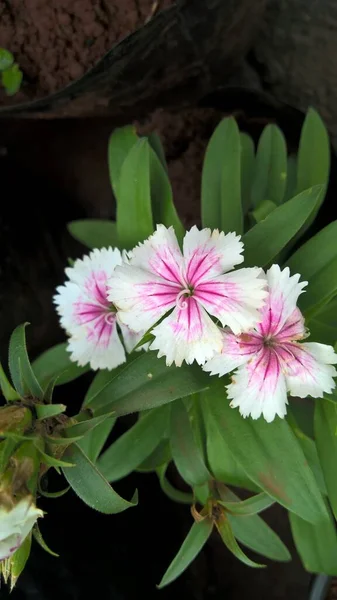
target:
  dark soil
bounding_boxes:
[0,0,174,105]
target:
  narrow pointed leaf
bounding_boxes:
[65,412,115,438]
[39,486,70,498]
[251,124,287,207]
[243,185,324,268]
[35,403,66,420]
[201,398,260,492]
[116,138,153,249]
[33,524,59,557]
[218,485,291,562]
[10,534,31,590]
[201,117,242,233]
[63,444,137,514]
[216,516,265,568]
[87,352,210,417]
[137,440,171,472]
[300,255,337,319]
[296,108,330,196]
[284,154,298,202]
[149,146,184,243]
[286,221,337,281]
[305,296,337,345]
[170,400,210,487]
[205,381,327,522]
[240,132,255,215]
[158,519,213,588]
[108,125,139,197]
[32,343,89,387]
[98,405,169,481]
[157,463,193,504]
[9,324,44,400]
[0,361,19,401]
[315,399,337,520]
[289,502,337,575]
[148,132,168,171]
[251,200,277,223]
[67,219,118,250]
[220,492,274,516]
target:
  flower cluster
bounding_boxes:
[54,225,337,422]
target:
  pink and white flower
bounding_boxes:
[107,225,267,366]
[204,265,337,422]
[54,247,142,371]
[0,497,42,562]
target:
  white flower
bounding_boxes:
[0,497,42,561]
[107,225,267,366]
[204,265,337,422]
[54,247,143,370]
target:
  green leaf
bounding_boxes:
[98,405,169,482]
[284,155,298,203]
[170,400,210,487]
[148,132,168,171]
[217,485,291,562]
[35,403,66,420]
[296,108,330,196]
[219,492,274,516]
[0,361,19,401]
[293,108,330,242]
[87,352,210,417]
[2,63,22,96]
[116,138,154,249]
[67,219,118,250]
[157,463,193,504]
[286,221,337,282]
[306,296,337,345]
[205,381,327,523]
[201,117,243,234]
[149,146,184,243]
[298,255,337,320]
[201,396,261,492]
[9,324,44,400]
[32,343,89,387]
[62,444,137,514]
[33,523,59,557]
[65,412,115,438]
[290,423,327,495]
[158,519,213,588]
[0,48,14,71]
[242,186,324,268]
[137,439,171,472]
[289,502,337,575]
[251,125,287,207]
[9,534,31,589]
[315,399,337,520]
[251,199,277,223]
[240,133,255,215]
[216,515,265,568]
[108,125,139,197]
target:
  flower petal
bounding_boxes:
[183,226,244,285]
[275,307,306,343]
[128,224,184,284]
[108,265,178,332]
[150,298,223,366]
[194,268,267,335]
[228,348,288,422]
[54,247,121,332]
[67,314,126,370]
[258,265,307,338]
[203,330,261,377]
[118,321,148,354]
[282,341,337,398]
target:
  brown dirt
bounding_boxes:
[0,0,174,105]
[138,107,223,226]
[328,579,337,599]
